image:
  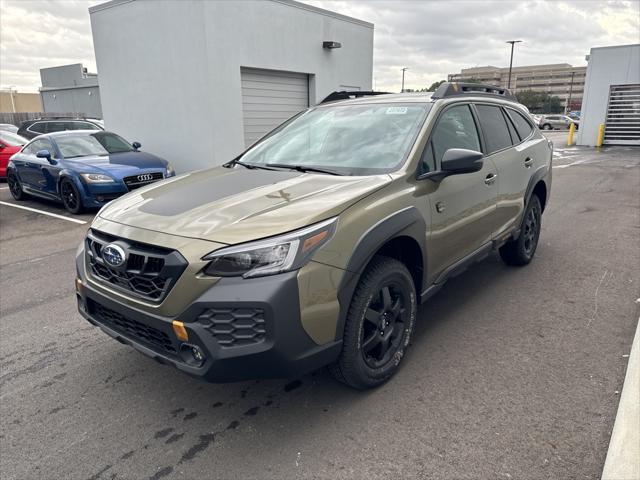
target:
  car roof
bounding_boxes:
[319,92,435,106]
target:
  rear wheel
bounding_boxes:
[541,123,552,130]
[60,179,84,214]
[499,194,542,266]
[7,172,26,200]
[329,256,417,389]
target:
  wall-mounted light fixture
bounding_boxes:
[323,41,342,49]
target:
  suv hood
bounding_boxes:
[99,166,391,244]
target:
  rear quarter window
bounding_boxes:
[475,104,513,154]
[509,109,534,139]
[28,122,46,134]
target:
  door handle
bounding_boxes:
[524,157,533,168]
[484,173,497,185]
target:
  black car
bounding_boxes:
[17,118,104,140]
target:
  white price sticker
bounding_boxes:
[386,107,408,115]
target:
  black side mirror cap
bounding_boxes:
[441,148,484,174]
[132,141,141,150]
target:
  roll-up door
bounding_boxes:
[241,67,309,147]
[604,84,640,145]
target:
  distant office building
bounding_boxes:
[577,44,640,146]
[40,64,102,118]
[448,63,586,110]
[0,90,42,112]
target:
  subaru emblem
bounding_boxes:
[102,244,127,268]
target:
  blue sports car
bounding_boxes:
[7,130,175,214]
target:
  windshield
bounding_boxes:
[56,132,134,158]
[239,103,431,175]
[0,131,27,146]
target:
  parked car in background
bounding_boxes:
[0,123,19,134]
[0,131,28,178]
[7,130,175,213]
[539,115,579,130]
[17,117,105,140]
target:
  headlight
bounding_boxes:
[80,173,115,183]
[202,217,338,278]
[165,163,175,177]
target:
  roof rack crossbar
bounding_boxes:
[432,82,517,101]
[320,90,391,104]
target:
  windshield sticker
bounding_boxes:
[386,107,408,115]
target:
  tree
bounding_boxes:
[516,89,563,114]
[426,80,446,91]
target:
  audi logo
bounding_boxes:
[137,174,154,182]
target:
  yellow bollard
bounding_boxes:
[567,123,576,146]
[596,123,605,147]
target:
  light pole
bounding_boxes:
[566,71,575,114]
[506,40,522,89]
[8,85,16,113]
[401,67,408,92]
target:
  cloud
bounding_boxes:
[0,0,638,93]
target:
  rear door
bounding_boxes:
[474,103,534,237]
[421,103,498,278]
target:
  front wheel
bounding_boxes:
[7,172,26,200]
[541,124,552,130]
[60,179,84,214]
[499,194,542,266]
[329,256,417,389]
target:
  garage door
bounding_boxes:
[604,84,640,145]
[241,67,309,147]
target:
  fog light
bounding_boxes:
[179,343,206,367]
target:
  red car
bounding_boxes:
[0,131,27,178]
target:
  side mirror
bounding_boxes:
[132,141,141,150]
[441,148,484,175]
[36,149,56,164]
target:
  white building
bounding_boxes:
[89,0,374,171]
[577,44,640,146]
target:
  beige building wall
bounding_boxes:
[448,63,587,110]
[0,91,43,112]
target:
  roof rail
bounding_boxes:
[320,90,391,104]
[432,82,516,101]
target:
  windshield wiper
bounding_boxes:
[265,163,342,176]
[224,159,279,171]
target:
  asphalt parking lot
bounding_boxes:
[1,132,639,480]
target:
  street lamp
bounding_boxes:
[401,67,408,92]
[506,40,522,90]
[7,85,16,113]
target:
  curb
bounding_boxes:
[602,316,640,480]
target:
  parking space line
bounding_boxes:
[0,186,9,190]
[0,201,87,224]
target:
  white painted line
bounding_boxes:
[602,316,640,480]
[0,186,9,190]
[0,201,87,224]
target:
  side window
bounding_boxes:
[430,104,481,167]
[76,121,100,130]
[420,142,435,173]
[508,109,534,139]
[47,122,67,133]
[28,122,46,134]
[23,139,43,155]
[475,104,512,154]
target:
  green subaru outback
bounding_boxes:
[76,83,552,389]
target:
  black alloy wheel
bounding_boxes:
[361,282,410,369]
[7,173,25,200]
[499,194,542,266]
[60,179,84,214]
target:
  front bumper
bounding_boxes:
[76,255,342,382]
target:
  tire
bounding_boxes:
[7,172,26,200]
[329,255,417,389]
[60,178,84,214]
[499,194,542,266]
[541,124,552,130]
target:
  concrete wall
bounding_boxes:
[0,92,42,113]
[40,64,103,118]
[90,0,373,172]
[577,44,640,146]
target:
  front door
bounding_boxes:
[420,103,498,281]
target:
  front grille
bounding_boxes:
[123,172,164,190]
[197,307,266,347]
[86,230,187,302]
[88,299,176,356]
